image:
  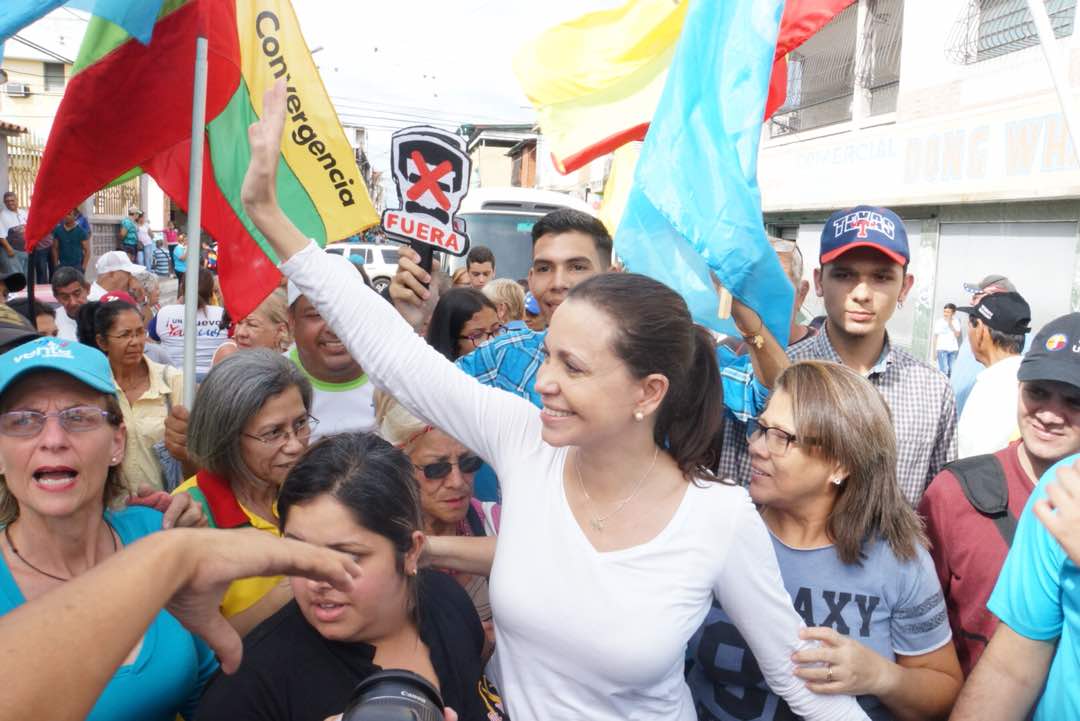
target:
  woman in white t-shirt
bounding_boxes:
[149,267,227,381]
[932,303,961,377]
[235,83,868,721]
[136,212,154,272]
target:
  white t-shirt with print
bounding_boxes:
[286,346,375,440]
[151,304,228,377]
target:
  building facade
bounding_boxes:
[757,0,1080,358]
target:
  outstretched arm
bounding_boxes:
[240,81,543,483]
[731,297,788,391]
[0,528,359,721]
[949,624,1053,721]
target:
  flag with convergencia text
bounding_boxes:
[24,0,378,321]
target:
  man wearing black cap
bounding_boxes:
[719,205,957,505]
[921,312,1080,680]
[956,291,1032,458]
[947,313,1080,719]
[952,274,1019,412]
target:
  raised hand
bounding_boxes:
[1034,457,1080,565]
[388,245,442,331]
[241,79,287,221]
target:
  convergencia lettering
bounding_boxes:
[256,10,358,208]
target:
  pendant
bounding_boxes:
[590,518,605,532]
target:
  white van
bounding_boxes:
[445,187,596,282]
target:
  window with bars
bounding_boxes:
[770,4,858,137]
[862,0,903,115]
[43,62,65,91]
[946,0,1077,64]
[770,0,903,137]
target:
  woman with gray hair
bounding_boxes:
[173,348,316,636]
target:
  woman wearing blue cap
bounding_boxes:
[0,337,217,721]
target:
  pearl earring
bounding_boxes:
[831,477,843,486]
[634,410,644,421]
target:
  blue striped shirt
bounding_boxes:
[455,327,766,421]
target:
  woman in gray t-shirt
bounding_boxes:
[689,361,963,721]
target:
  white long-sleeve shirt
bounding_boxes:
[281,242,868,721]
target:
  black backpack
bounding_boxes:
[945,454,1017,546]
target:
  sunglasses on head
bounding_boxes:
[415,454,484,480]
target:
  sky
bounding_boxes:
[291,0,623,199]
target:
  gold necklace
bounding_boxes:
[575,446,659,532]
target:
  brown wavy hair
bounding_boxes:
[777,360,926,564]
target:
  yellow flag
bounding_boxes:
[598,142,641,238]
[513,0,686,175]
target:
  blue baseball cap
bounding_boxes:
[820,205,909,266]
[0,338,117,399]
[524,291,540,315]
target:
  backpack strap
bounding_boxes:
[945,454,1017,546]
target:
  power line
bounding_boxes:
[329,94,528,124]
[10,34,72,65]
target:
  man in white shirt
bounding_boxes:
[50,266,91,340]
[286,259,375,439]
[0,191,29,275]
[957,291,1032,457]
[89,250,144,300]
[932,303,961,377]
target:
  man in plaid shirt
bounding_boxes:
[719,205,958,504]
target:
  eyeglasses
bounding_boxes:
[0,406,114,437]
[244,415,319,445]
[107,328,147,342]
[746,417,804,457]
[414,454,484,480]
[459,325,507,345]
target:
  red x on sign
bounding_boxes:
[405,150,453,211]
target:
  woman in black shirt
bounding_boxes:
[196,433,490,721]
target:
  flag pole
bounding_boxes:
[1027,0,1080,165]
[182,35,208,406]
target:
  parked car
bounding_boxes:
[325,242,399,292]
[443,187,597,283]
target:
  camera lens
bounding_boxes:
[341,669,444,721]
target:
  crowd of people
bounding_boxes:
[0,87,1079,721]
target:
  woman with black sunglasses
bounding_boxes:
[377,392,497,658]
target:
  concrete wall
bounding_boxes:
[758,0,1080,212]
[1,57,70,139]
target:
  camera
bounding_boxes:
[341,669,444,721]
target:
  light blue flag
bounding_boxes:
[0,1,66,42]
[1,0,164,45]
[615,0,793,346]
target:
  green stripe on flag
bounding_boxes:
[106,167,143,188]
[74,0,189,74]
[208,82,326,262]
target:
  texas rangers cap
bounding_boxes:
[820,205,909,266]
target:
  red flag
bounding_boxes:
[765,0,857,119]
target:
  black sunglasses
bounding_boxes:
[414,454,484,480]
